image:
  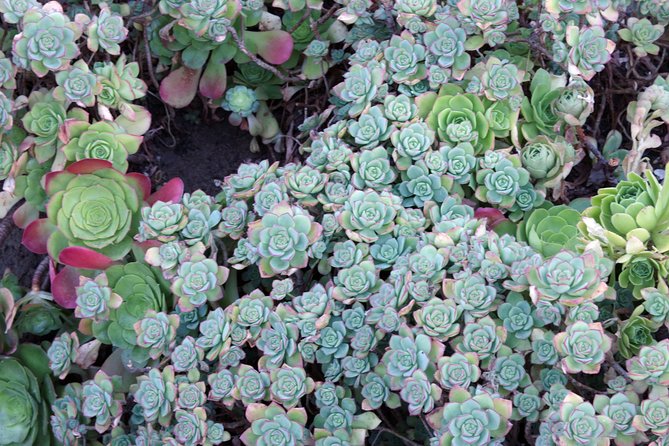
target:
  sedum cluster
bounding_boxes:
[0,0,668,445]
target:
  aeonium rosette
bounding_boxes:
[21,159,184,307]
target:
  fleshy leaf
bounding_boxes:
[59,246,115,270]
[51,265,81,309]
[148,177,184,205]
[126,173,151,201]
[22,219,54,254]
[199,44,236,100]
[244,30,294,65]
[159,66,203,108]
[12,202,39,229]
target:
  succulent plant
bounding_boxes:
[82,371,123,433]
[619,18,664,57]
[565,25,615,81]
[554,321,612,374]
[12,5,82,77]
[517,205,582,257]
[54,60,101,107]
[560,392,614,446]
[241,403,309,446]
[172,254,228,311]
[132,367,176,426]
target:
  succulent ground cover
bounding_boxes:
[3,0,669,446]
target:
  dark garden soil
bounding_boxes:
[0,106,266,287]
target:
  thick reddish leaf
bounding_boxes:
[126,172,151,201]
[12,202,39,229]
[159,66,202,108]
[137,240,161,250]
[22,219,53,254]
[148,177,184,205]
[245,30,294,65]
[474,207,507,230]
[66,159,114,174]
[51,265,80,309]
[59,246,115,270]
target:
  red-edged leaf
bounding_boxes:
[159,66,202,108]
[245,30,294,65]
[59,246,115,270]
[22,219,54,254]
[12,202,39,229]
[51,265,80,309]
[137,240,161,251]
[66,159,114,174]
[474,207,507,230]
[148,177,184,205]
[126,172,151,201]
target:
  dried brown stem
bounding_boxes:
[31,257,49,292]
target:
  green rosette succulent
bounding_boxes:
[172,254,229,311]
[435,353,481,390]
[474,154,532,211]
[643,287,669,326]
[61,120,143,172]
[520,69,566,139]
[619,253,667,298]
[633,386,669,436]
[397,161,448,207]
[554,321,612,374]
[87,6,128,55]
[427,387,512,446]
[351,146,397,191]
[92,262,169,364]
[618,306,656,359]
[82,371,123,434]
[554,77,595,128]
[47,332,78,379]
[395,0,437,16]
[0,0,38,23]
[414,297,461,341]
[135,311,179,360]
[39,162,144,262]
[423,20,469,74]
[247,202,323,277]
[178,0,240,36]
[627,340,669,385]
[241,403,309,446]
[131,366,176,427]
[580,167,669,252]
[170,408,208,446]
[565,25,615,81]
[619,18,664,57]
[421,84,494,154]
[222,86,259,119]
[383,32,426,84]
[528,250,609,306]
[559,392,614,446]
[138,201,188,242]
[348,106,393,149]
[94,55,148,110]
[593,392,641,446]
[0,348,53,445]
[0,53,17,90]
[269,365,315,409]
[391,121,435,169]
[333,62,385,118]
[0,91,13,134]
[517,204,582,257]
[54,60,102,107]
[520,136,575,191]
[454,316,506,366]
[11,6,82,77]
[337,189,398,243]
[21,92,71,162]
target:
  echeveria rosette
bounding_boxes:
[171,254,229,311]
[559,392,615,446]
[132,366,176,427]
[21,91,72,161]
[520,136,576,193]
[61,120,143,172]
[397,161,448,207]
[170,408,208,446]
[435,353,481,390]
[87,6,128,55]
[337,189,399,243]
[331,261,380,304]
[633,386,669,436]
[619,18,664,57]
[82,371,123,434]
[520,69,566,140]
[47,332,78,379]
[380,326,444,390]
[134,311,179,360]
[390,121,436,170]
[473,57,524,102]
[413,297,461,341]
[554,321,612,374]
[497,293,537,348]
[232,364,271,406]
[247,202,323,277]
[333,62,385,118]
[593,392,641,446]
[196,307,233,362]
[0,351,53,446]
[383,32,426,84]
[348,106,393,149]
[627,340,669,385]
[619,252,666,299]
[421,84,494,155]
[91,262,169,364]
[241,403,309,446]
[11,5,82,77]
[528,250,609,306]
[423,20,469,76]
[395,0,437,16]
[427,387,512,446]
[178,0,241,37]
[493,351,531,393]
[22,160,148,267]
[454,316,506,367]
[618,306,656,359]
[517,205,582,257]
[643,287,669,327]
[138,201,187,243]
[0,0,38,23]
[94,55,148,111]
[554,76,595,128]
[474,154,532,211]
[444,273,497,319]
[565,25,615,81]
[75,274,122,320]
[53,60,102,107]
[223,86,259,120]
[269,365,315,409]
